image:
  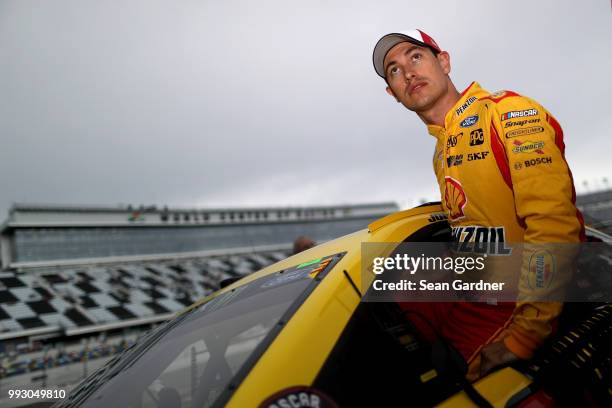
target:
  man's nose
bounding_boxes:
[404,68,415,82]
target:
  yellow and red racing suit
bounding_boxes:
[426,82,585,364]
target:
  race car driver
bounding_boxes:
[372,29,585,379]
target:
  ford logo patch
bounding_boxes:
[460,115,478,128]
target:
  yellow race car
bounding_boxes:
[53,203,612,408]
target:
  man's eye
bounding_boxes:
[411,53,422,62]
[390,66,399,75]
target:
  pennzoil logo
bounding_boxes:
[455,96,477,116]
[512,140,545,154]
[444,177,467,220]
[505,126,544,138]
[528,250,555,289]
[501,108,538,121]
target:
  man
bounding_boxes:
[372,29,584,379]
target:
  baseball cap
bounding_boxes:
[372,29,442,78]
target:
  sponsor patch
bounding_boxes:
[506,126,545,138]
[451,226,512,255]
[506,126,544,139]
[455,96,477,116]
[446,132,463,149]
[527,250,555,289]
[501,108,538,121]
[460,115,479,128]
[469,128,484,146]
[504,118,541,128]
[260,387,338,408]
[512,140,545,154]
[447,154,463,167]
[524,156,553,167]
[490,90,507,98]
[467,151,489,161]
[444,177,467,221]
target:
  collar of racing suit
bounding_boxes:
[426,81,489,140]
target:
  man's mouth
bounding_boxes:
[408,81,427,96]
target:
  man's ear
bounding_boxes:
[437,51,451,75]
[386,86,400,102]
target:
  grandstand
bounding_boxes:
[577,189,612,235]
[0,201,397,392]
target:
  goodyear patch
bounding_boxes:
[506,126,545,138]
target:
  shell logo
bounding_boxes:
[444,177,467,220]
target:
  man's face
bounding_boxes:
[383,41,451,113]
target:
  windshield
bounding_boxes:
[58,254,342,408]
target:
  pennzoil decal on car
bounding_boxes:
[460,115,479,128]
[511,140,545,154]
[469,128,484,146]
[259,386,339,408]
[444,177,467,221]
[500,108,538,121]
[506,126,545,138]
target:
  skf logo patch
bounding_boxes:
[512,140,545,154]
[469,128,484,146]
[460,115,479,128]
[528,250,555,289]
[501,109,538,121]
[505,126,545,138]
[444,177,467,220]
[467,151,489,161]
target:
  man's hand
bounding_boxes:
[479,341,519,377]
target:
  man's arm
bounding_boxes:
[490,92,584,360]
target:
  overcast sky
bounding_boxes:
[1,0,611,217]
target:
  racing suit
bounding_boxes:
[406,82,584,377]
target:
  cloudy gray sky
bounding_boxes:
[1,0,611,217]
